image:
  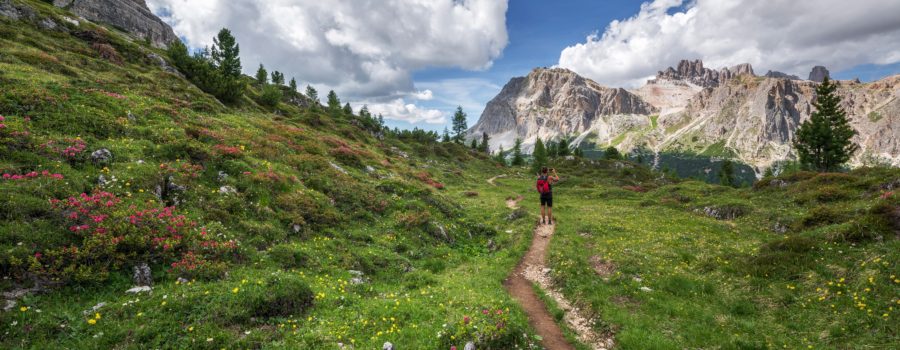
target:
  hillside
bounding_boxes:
[1,1,898,350]
[0,1,542,348]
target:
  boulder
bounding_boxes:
[464,342,475,350]
[133,262,152,286]
[382,342,394,350]
[90,148,113,164]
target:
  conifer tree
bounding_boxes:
[558,137,571,157]
[479,132,490,153]
[343,102,353,116]
[442,127,451,143]
[305,85,318,103]
[532,138,548,174]
[451,106,467,143]
[794,77,858,172]
[512,138,525,166]
[289,78,297,92]
[327,90,341,113]
[255,64,268,85]
[211,28,241,79]
[719,159,736,187]
[470,138,478,149]
[604,146,622,160]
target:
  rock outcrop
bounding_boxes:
[649,59,755,88]
[808,65,830,82]
[764,70,800,80]
[468,68,656,152]
[53,0,176,47]
[473,59,900,170]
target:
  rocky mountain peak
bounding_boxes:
[651,59,755,88]
[53,0,177,48]
[808,65,830,82]
[764,70,800,80]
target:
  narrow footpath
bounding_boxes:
[504,221,614,349]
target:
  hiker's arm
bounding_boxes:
[552,170,560,182]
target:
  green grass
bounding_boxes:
[543,162,899,349]
[1,1,899,349]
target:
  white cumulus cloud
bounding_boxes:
[362,99,445,125]
[147,0,508,123]
[558,0,900,88]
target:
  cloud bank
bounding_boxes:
[147,0,508,123]
[559,0,900,88]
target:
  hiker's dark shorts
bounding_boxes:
[540,193,553,207]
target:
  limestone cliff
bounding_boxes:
[53,0,176,47]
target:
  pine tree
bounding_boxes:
[532,138,548,174]
[343,103,353,116]
[604,146,622,160]
[442,127,451,143]
[794,77,858,172]
[479,132,490,153]
[289,78,297,92]
[305,85,318,104]
[211,28,241,79]
[451,106,467,143]
[270,71,284,86]
[558,137,571,157]
[763,167,775,178]
[255,64,268,85]
[327,90,341,113]
[512,138,524,166]
[719,159,736,187]
[359,105,371,119]
[470,138,478,149]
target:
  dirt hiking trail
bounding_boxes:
[504,222,614,350]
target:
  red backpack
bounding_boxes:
[536,176,550,194]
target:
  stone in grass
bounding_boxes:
[383,342,394,350]
[349,270,366,285]
[219,185,237,195]
[125,286,151,294]
[133,262,152,287]
[640,286,653,292]
[83,302,106,315]
[91,149,113,165]
[465,341,476,350]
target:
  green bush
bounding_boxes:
[258,84,282,107]
[268,243,309,269]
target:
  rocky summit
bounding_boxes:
[472,60,900,170]
[52,0,176,47]
[468,67,656,153]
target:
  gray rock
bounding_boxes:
[219,185,237,195]
[133,262,152,286]
[147,52,181,75]
[0,0,33,20]
[808,65,830,83]
[364,165,376,173]
[3,299,16,312]
[464,341,475,350]
[217,171,229,182]
[125,286,151,294]
[52,0,177,48]
[90,148,113,165]
[330,162,348,175]
[382,342,393,350]
[38,18,60,31]
[83,302,106,315]
[97,174,110,186]
[764,70,800,80]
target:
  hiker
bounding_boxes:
[536,167,559,225]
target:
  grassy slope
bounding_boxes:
[546,161,899,349]
[0,1,542,348]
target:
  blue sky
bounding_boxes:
[386,0,900,132]
[150,0,900,132]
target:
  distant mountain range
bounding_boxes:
[469,59,900,170]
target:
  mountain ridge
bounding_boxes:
[471,60,900,170]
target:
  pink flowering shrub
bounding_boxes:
[1,170,64,181]
[28,191,240,283]
[213,144,242,157]
[40,138,87,164]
